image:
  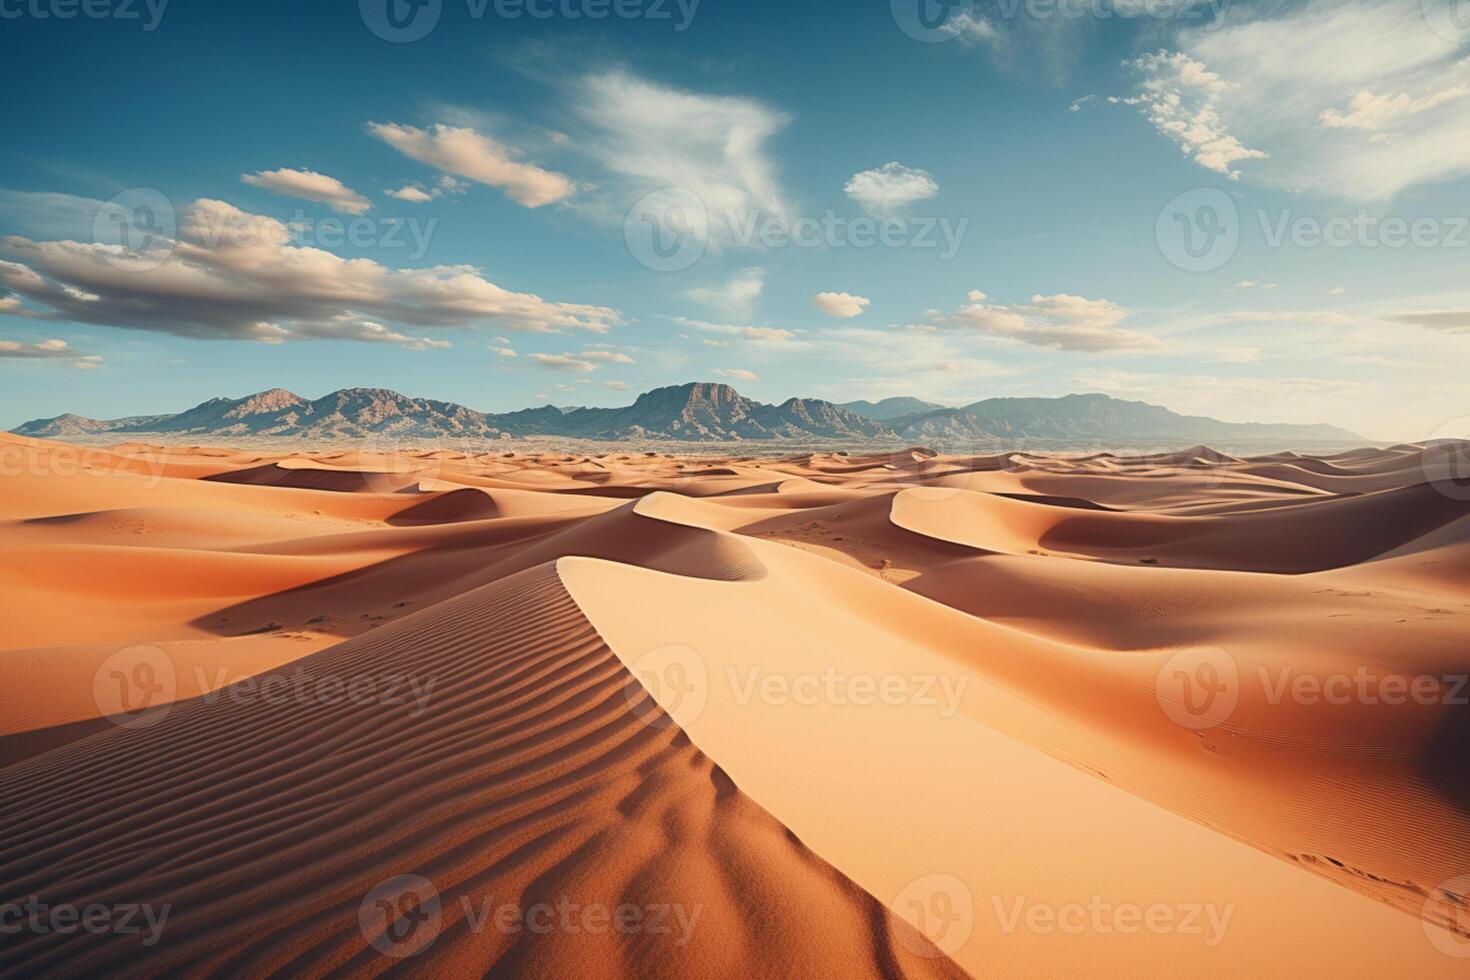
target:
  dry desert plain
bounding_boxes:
[3,432,1470,977]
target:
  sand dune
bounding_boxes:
[0,564,959,978]
[3,434,1470,975]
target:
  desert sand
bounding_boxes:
[2,431,1469,977]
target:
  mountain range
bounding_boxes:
[11,382,1367,449]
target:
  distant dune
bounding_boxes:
[2,432,1468,976]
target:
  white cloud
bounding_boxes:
[574,70,790,238]
[936,292,1160,353]
[530,348,633,371]
[367,123,574,207]
[385,186,433,203]
[603,380,629,391]
[0,337,102,367]
[0,197,619,348]
[811,291,870,318]
[669,316,800,346]
[715,368,759,381]
[1118,51,1268,179]
[1321,84,1469,131]
[532,353,596,372]
[240,167,373,215]
[290,317,450,350]
[493,346,517,357]
[1121,1,1470,199]
[385,175,468,203]
[688,268,764,319]
[938,9,1002,47]
[843,162,939,216]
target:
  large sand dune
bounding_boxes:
[3,432,1470,976]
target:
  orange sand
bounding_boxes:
[2,432,1468,976]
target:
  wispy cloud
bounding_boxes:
[367,122,575,207]
[240,167,372,215]
[687,267,765,319]
[931,292,1160,353]
[0,337,102,368]
[573,69,790,235]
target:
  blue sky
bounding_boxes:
[2,0,1468,439]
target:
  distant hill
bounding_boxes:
[837,397,948,421]
[885,393,1362,447]
[12,384,1366,449]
